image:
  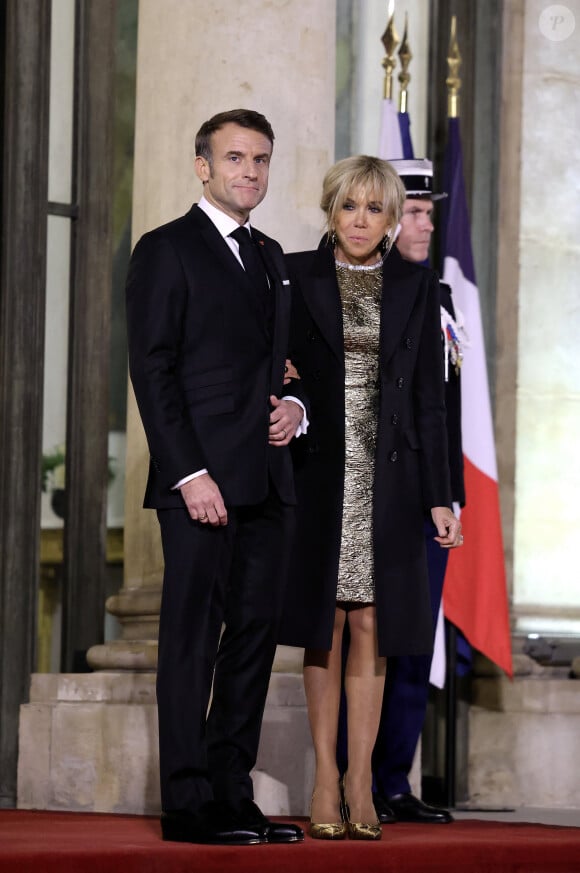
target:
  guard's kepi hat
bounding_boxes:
[389,158,447,201]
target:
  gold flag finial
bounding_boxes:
[446,15,461,118]
[381,5,399,101]
[397,13,412,113]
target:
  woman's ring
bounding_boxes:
[199,514,208,521]
[281,429,287,440]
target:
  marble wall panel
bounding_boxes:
[513,0,580,632]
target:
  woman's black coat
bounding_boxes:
[279,243,452,658]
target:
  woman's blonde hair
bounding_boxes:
[320,155,406,239]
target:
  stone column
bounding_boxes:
[0,0,51,808]
[89,0,336,673]
[86,385,162,671]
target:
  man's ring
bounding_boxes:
[281,429,287,440]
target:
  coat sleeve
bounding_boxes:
[125,232,207,490]
[440,282,465,505]
[412,270,453,511]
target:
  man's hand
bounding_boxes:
[269,395,303,446]
[179,473,228,526]
[431,506,463,548]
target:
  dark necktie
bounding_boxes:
[229,226,270,298]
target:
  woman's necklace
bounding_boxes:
[334,258,382,272]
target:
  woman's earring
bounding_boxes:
[330,230,337,248]
[380,232,391,255]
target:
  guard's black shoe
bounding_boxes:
[161,802,266,845]
[373,792,396,824]
[385,793,454,824]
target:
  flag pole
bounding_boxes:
[381,7,399,100]
[443,13,461,810]
[446,15,461,119]
[397,13,412,113]
[378,3,405,159]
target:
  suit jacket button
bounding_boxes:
[391,413,399,425]
[307,329,317,341]
[405,337,413,349]
[396,376,405,389]
[389,450,398,462]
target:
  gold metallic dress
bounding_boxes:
[335,259,383,604]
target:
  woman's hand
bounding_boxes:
[283,358,300,385]
[431,506,463,548]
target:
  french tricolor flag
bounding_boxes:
[378,98,413,160]
[440,118,513,678]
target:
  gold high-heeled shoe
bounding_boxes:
[309,788,347,840]
[339,776,382,841]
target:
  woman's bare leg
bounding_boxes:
[303,607,346,822]
[343,605,386,823]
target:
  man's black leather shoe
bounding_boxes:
[385,793,454,824]
[161,803,266,845]
[236,798,304,844]
[373,792,396,824]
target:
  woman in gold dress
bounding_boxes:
[280,156,462,840]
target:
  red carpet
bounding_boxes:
[1,810,579,872]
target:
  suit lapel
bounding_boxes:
[188,205,239,279]
[188,205,268,326]
[256,234,291,394]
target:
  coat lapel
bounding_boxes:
[301,247,344,363]
[379,246,423,365]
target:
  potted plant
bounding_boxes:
[42,444,115,518]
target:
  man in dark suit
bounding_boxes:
[126,109,306,846]
[370,158,465,824]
